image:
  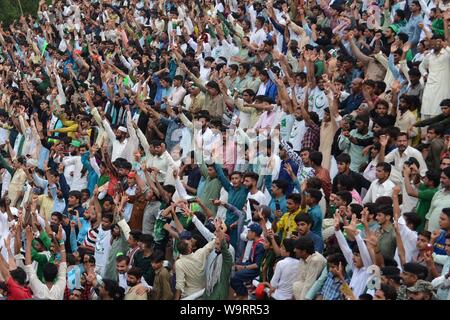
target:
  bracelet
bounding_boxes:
[59,240,65,245]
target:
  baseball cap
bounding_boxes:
[403,262,428,279]
[118,126,128,133]
[248,223,263,236]
[179,230,192,240]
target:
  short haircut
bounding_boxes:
[68,190,82,202]
[127,267,143,279]
[309,151,323,166]
[376,162,392,173]
[129,230,142,242]
[403,212,421,231]
[336,191,352,206]
[305,188,322,203]
[287,193,302,204]
[380,283,398,300]
[177,240,190,255]
[418,230,431,240]
[336,153,351,164]
[349,203,364,219]
[272,179,289,194]
[116,255,130,264]
[443,167,450,179]
[102,213,114,223]
[243,172,259,182]
[377,204,394,217]
[295,214,313,225]
[442,207,450,218]
[295,237,315,255]
[43,263,59,283]
[282,238,297,257]
[140,234,154,248]
[327,253,347,267]
[150,249,165,263]
[440,99,450,107]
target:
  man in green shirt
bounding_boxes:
[403,169,440,232]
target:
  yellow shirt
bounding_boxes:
[38,195,54,221]
[276,207,304,241]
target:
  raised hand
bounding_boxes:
[379,134,388,147]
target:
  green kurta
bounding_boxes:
[416,184,438,232]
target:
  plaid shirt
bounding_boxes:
[301,122,320,151]
[320,272,350,300]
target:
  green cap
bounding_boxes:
[389,24,400,35]
[71,140,81,148]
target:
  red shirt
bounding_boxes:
[6,277,33,300]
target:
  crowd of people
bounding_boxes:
[0,0,449,301]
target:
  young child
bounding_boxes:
[317,253,350,300]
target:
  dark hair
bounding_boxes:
[243,172,259,182]
[349,203,364,219]
[116,255,130,264]
[376,162,392,173]
[418,230,431,240]
[140,234,154,248]
[375,196,393,207]
[272,179,289,194]
[129,230,142,242]
[10,267,27,286]
[440,99,450,107]
[127,267,143,279]
[287,193,302,204]
[309,151,323,166]
[51,212,63,222]
[305,188,322,203]
[336,153,351,164]
[295,214,313,226]
[177,240,191,255]
[43,263,59,283]
[443,167,450,179]
[337,174,355,192]
[336,191,352,206]
[150,249,165,263]
[102,213,114,223]
[295,237,315,255]
[425,170,440,188]
[102,279,124,300]
[377,204,394,218]
[380,283,398,300]
[442,208,450,218]
[403,212,421,231]
[428,124,444,136]
[306,177,322,190]
[68,190,82,203]
[282,238,297,258]
[327,253,347,267]
[150,139,164,147]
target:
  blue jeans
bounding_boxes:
[230,269,258,296]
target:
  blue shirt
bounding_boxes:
[304,231,324,253]
[340,93,364,115]
[434,230,447,255]
[321,271,350,300]
[278,159,299,195]
[308,205,323,239]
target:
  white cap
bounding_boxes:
[118,126,128,133]
[26,159,38,167]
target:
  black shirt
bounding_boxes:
[332,170,371,194]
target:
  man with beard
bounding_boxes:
[102,112,129,162]
[420,34,450,120]
[124,267,148,300]
[397,262,429,300]
[379,132,428,185]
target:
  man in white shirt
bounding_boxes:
[379,133,428,185]
[289,108,307,152]
[166,75,187,108]
[24,225,67,300]
[94,213,114,277]
[292,237,327,300]
[102,117,129,162]
[249,16,267,47]
[61,140,84,191]
[146,140,177,183]
[363,162,396,204]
